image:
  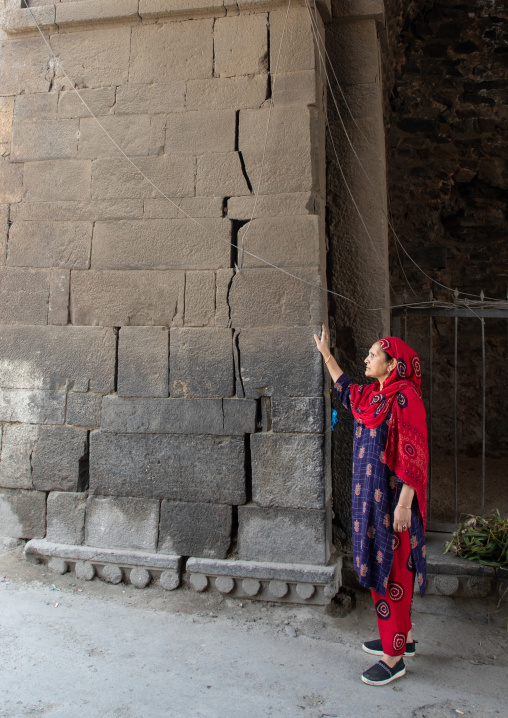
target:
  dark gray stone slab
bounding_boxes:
[101,396,223,434]
[46,492,86,545]
[31,426,88,492]
[250,433,326,509]
[85,496,159,552]
[222,398,257,435]
[169,327,234,398]
[272,397,324,433]
[158,501,232,559]
[238,506,328,565]
[90,431,246,504]
[66,392,102,427]
[118,326,169,398]
[0,325,115,392]
[0,488,46,539]
[237,328,323,398]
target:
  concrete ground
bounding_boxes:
[0,547,506,718]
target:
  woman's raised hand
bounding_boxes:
[313,324,330,357]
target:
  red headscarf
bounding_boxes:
[349,337,429,529]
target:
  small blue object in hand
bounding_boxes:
[331,408,338,431]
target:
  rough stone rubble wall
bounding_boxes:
[0,0,337,600]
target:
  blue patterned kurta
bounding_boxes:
[333,374,427,597]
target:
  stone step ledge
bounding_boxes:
[186,556,341,605]
[25,539,341,604]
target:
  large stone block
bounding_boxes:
[78,115,158,159]
[14,93,58,123]
[0,159,23,204]
[250,433,325,509]
[31,426,88,492]
[0,268,50,325]
[101,396,224,434]
[101,396,256,436]
[58,87,116,119]
[214,14,268,78]
[184,271,215,326]
[11,200,143,223]
[186,75,268,111]
[56,0,139,25]
[158,501,232,558]
[0,390,66,425]
[169,328,234,398]
[166,110,236,154]
[272,70,319,107]
[272,397,324,433]
[11,120,79,162]
[7,221,92,269]
[0,424,39,490]
[91,156,195,200]
[0,37,51,95]
[50,27,131,89]
[234,215,321,268]
[196,152,251,197]
[89,432,246,504]
[239,106,315,152]
[327,20,379,86]
[0,488,46,540]
[115,83,186,115]
[237,327,323,398]
[130,20,213,83]
[46,492,87,545]
[0,325,116,392]
[70,270,184,327]
[23,160,91,202]
[85,496,159,552]
[91,219,230,270]
[228,268,321,327]
[66,392,102,428]
[238,506,328,564]
[269,5,316,73]
[0,423,88,492]
[227,192,316,219]
[241,146,317,196]
[118,326,169,398]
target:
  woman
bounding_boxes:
[314,327,428,686]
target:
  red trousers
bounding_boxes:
[371,529,415,656]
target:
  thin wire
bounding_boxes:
[304,0,502,304]
[237,0,292,271]
[22,3,506,317]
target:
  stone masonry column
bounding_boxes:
[326,0,390,548]
[0,0,339,603]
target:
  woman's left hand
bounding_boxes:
[393,505,412,533]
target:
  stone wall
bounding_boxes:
[380,0,508,523]
[0,0,341,602]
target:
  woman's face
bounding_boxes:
[364,343,395,384]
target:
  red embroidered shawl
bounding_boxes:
[349,337,429,529]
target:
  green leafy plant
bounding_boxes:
[444,510,508,569]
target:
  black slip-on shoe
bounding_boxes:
[361,658,406,686]
[362,639,417,657]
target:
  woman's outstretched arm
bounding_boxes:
[313,324,344,384]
